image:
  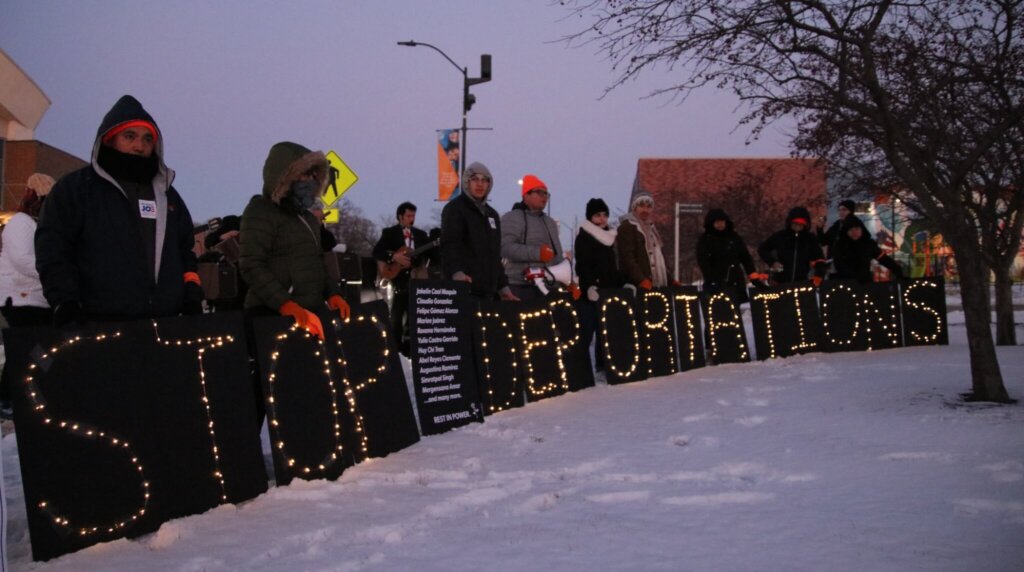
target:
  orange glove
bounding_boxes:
[638,279,653,290]
[279,301,324,340]
[811,275,823,287]
[748,272,770,281]
[327,294,350,320]
[567,283,581,301]
[539,244,556,263]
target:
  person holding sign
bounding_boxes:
[441,162,517,301]
[831,215,904,284]
[501,174,565,301]
[239,142,350,340]
[616,191,669,291]
[757,206,828,285]
[36,95,203,324]
[574,197,624,373]
[374,202,431,355]
[696,208,761,303]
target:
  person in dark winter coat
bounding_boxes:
[574,198,624,372]
[616,191,669,290]
[440,162,516,301]
[757,206,828,285]
[696,209,758,302]
[831,215,904,284]
[817,199,857,260]
[239,141,350,340]
[36,95,202,324]
[373,202,431,355]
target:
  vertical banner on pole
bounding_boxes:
[437,129,461,200]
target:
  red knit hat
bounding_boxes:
[102,120,159,145]
[521,174,547,197]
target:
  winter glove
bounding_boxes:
[279,301,325,340]
[53,301,82,327]
[670,279,683,287]
[638,279,653,291]
[182,282,205,315]
[748,272,770,281]
[811,275,823,287]
[327,294,351,321]
[567,283,581,301]
[587,285,600,302]
[539,245,556,263]
[769,262,784,273]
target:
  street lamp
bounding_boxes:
[397,40,492,181]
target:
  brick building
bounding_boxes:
[631,157,827,282]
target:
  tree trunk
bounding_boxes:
[994,265,1018,346]
[956,251,1012,402]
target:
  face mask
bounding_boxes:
[290,179,319,210]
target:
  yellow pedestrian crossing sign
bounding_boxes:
[322,150,358,208]
[323,208,339,223]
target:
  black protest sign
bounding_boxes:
[331,300,420,459]
[410,280,483,435]
[597,289,648,385]
[515,298,569,403]
[819,281,903,352]
[6,314,267,561]
[637,289,680,378]
[252,315,360,486]
[546,294,595,392]
[670,287,706,371]
[749,283,823,360]
[701,290,751,365]
[475,300,527,415]
[900,277,949,346]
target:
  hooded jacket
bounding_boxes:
[831,215,903,283]
[440,162,509,298]
[757,207,827,283]
[239,142,338,311]
[500,201,564,286]
[35,95,197,320]
[696,209,755,289]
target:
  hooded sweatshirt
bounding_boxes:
[440,162,509,298]
[757,207,827,283]
[239,142,338,311]
[831,215,903,283]
[36,95,197,319]
[696,209,755,288]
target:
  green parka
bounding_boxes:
[239,142,338,311]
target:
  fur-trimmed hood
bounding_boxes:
[262,141,329,205]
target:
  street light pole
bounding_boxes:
[397,40,491,182]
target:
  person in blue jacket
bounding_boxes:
[36,95,203,324]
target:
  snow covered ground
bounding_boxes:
[3,311,1022,571]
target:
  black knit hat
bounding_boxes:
[586,198,609,220]
[839,199,856,212]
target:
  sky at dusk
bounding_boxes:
[2,0,793,241]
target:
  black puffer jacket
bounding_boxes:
[440,162,508,298]
[757,207,827,283]
[36,95,197,320]
[696,209,755,291]
[832,215,903,283]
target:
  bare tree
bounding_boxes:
[563,0,1022,402]
[325,199,378,257]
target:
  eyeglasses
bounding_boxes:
[529,189,549,197]
[469,175,491,183]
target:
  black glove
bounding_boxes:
[53,301,82,327]
[890,265,904,281]
[182,282,205,316]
